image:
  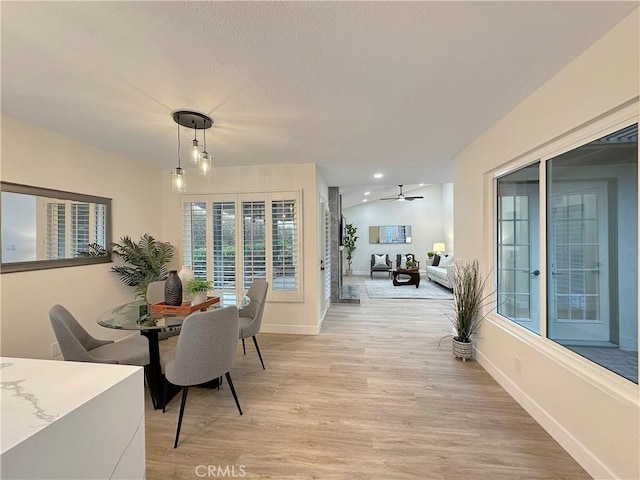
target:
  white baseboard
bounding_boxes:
[261,324,319,335]
[476,350,615,480]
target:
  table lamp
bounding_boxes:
[433,243,445,255]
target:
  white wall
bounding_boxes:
[343,184,446,275]
[442,183,454,254]
[452,10,639,480]
[160,162,322,335]
[1,116,163,359]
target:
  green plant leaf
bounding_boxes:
[110,234,174,299]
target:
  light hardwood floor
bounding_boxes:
[145,275,589,479]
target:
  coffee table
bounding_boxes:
[392,268,421,288]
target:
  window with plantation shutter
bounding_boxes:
[271,199,297,291]
[182,202,207,279]
[180,191,302,302]
[242,201,266,289]
[212,202,236,290]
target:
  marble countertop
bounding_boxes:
[1,357,142,454]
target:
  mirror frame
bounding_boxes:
[1,182,112,273]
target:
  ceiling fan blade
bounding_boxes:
[380,197,397,201]
[405,196,424,200]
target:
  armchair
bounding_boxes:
[370,254,392,278]
[396,254,420,270]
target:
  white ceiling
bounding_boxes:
[2,1,637,208]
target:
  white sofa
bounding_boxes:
[425,255,454,290]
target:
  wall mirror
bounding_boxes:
[369,225,412,244]
[1,182,112,273]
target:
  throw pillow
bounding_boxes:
[439,255,454,267]
[432,254,441,267]
[374,254,387,266]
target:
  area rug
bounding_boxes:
[364,278,453,300]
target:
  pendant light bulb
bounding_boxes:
[172,167,186,193]
[200,151,212,177]
[190,139,200,164]
[190,119,200,164]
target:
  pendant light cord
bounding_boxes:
[203,124,207,152]
[177,117,181,168]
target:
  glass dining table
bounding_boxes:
[97,294,248,410]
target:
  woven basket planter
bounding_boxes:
[452,337,473,361]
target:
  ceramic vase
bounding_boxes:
[191,291,208,306]
[164,270,183,306]
[452,337,473,361]
[178,265,194,301]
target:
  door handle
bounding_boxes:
[531,270,540,276]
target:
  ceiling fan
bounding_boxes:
[381,185,424,202]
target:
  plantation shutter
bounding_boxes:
[46,202,66,259]
[180,191,302,302]
[212,201,236,290]
[94,203,107,249]
[242,200,266,290]
[271,199,298,291]
[182,201,208,279]
[71,203,90,256]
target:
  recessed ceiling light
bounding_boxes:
[419,183,425,186]
[373,173,383,178]
[362,199,368,202]
[364,191,370,196]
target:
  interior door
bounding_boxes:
[547,183,610,342]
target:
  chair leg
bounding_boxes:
[162,379,169,413]
[242,338,246,355]
[252,335,265,370]
[225,372,243,415]
[173,387,189,448]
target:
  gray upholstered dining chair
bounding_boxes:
[146,280,165,304]
[49,304,149,366]
[239,279,269,370]
[161,306,242,448]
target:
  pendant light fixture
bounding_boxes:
[200,124,212,177]
[171,110,214,192]
[171,114,186,193]
[190,120,200,164]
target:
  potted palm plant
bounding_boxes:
[450,259,493,361]
[343,223,358,276]
[110,234,175,300]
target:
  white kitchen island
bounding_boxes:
[1,357,145,479]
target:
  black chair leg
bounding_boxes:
[173,387,189,448]
[225,372,243,415]
[162,379,169,413]
[242,338,246,355]
[252,335,265,370]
